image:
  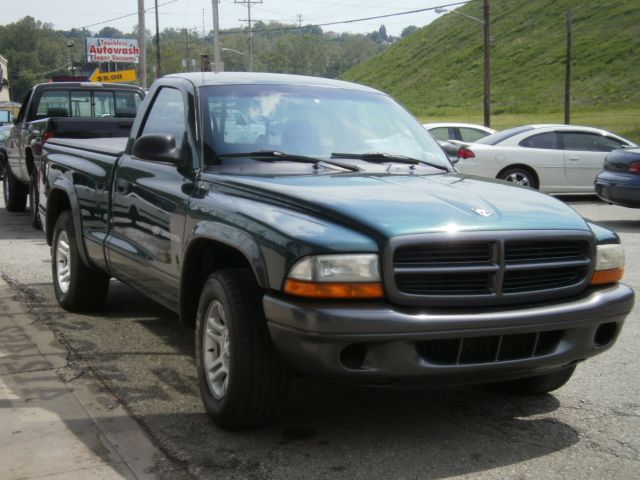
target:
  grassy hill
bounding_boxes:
[343,0,640,140]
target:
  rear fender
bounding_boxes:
[45,179,92,268]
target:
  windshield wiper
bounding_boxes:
[331,152,450,172]
[218,150,359,172]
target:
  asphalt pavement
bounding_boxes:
[0,188,639,480]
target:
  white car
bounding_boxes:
[455,124,637,193]
[423,122,496,143]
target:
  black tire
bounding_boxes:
[498,167,538,189]
[3,165,28,212]
[29,172,42,230]
[51,211,110,311]
[195,269,289,430]
[493,366,576,395]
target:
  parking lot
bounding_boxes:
[1,190,639,480]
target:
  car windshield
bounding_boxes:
[199,84,450,170]
[475,125,535,145]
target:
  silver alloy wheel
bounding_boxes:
[504,171,531,186]
[55,231,71,293]
[203,300,230,399]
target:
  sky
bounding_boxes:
[0,0,469,37]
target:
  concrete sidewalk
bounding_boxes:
[0,277,170,480]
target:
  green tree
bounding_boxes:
[0,17,69,101]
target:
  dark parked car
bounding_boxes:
[595,147,640,207]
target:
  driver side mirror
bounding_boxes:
[132,133,186,167]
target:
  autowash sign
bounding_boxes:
[86,38,140,63]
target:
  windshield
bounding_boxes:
[199,84,450,169]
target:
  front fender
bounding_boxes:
[187,221,268,287]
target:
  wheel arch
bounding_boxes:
[497,164,540,189]
[45,184,92,270]
[180,231,268,328]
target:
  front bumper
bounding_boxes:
[264,283,634,385]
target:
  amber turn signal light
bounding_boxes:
[283,279,384,299]
[590,268,624,285]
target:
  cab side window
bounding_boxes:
[141,87,186,146]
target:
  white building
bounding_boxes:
[0,54,10,102]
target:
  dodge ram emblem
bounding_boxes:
[473,207,493,217]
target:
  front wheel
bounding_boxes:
[498,167,538,189]
[3,166,28,212]
[51,211,110,311]
[493,366,576,395]
[196,269,289,430]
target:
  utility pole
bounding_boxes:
[184,29,191,72]
[483,0,491,128]
[154,0,161,78]
[212,0,222,72]
[564,10,572,125]
[236,0,262,72]
[137,0,147,88]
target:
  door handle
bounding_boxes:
[568,157,580,161]
[115,179,130,194]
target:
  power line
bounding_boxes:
[221,0,473,35]
[79,0,178,30]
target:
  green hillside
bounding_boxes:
[343,0,640,139]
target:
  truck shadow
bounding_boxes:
[0,209,45,241]
[19,280,581,479]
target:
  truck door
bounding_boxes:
[106,86,196,311]
[5,89,33,178]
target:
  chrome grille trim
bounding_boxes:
[384,230,595,307]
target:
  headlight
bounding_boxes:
[284,254,383,299]
[591,244,625,285]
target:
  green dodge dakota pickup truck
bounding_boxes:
[38,72,634,429]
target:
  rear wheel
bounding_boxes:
[498,167,538,189]
[52,211,110,311]
[493,366,576,395]
[195,269,289,430]
[3,166,28,212]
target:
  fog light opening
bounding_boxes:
[594,322,618,348]
[340,344,367,370]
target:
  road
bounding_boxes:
[1,189,639,480]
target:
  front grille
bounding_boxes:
[387,231,593,307]
[503,266,587,293]
[505,240,587,263]
[396,272,490,295]
[417,330,564,365]
[394,242,491,266]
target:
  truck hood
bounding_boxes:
[205,172,590,238]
